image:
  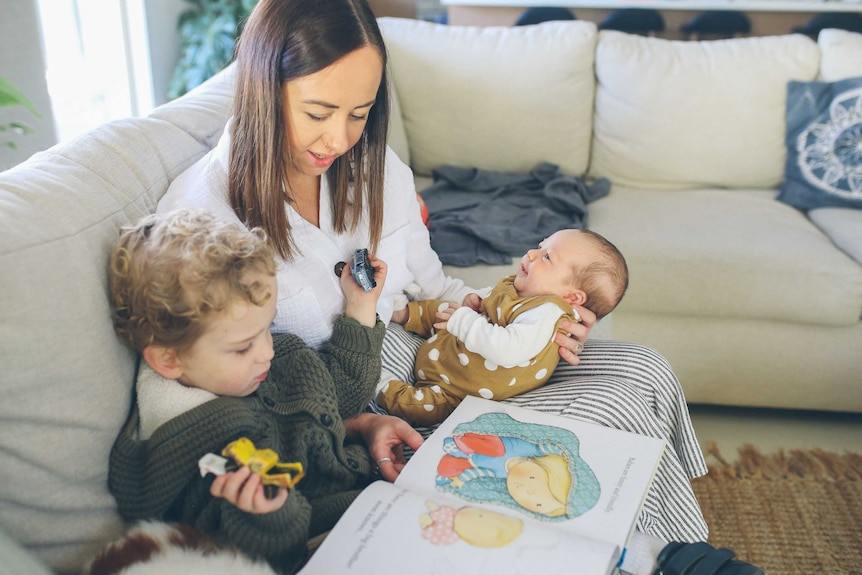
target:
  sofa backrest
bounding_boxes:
[588,31,821,190]
[379,17,598,177]
[0,67,233,573]
[818,28,862,81]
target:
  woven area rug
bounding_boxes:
[692,444,862,575]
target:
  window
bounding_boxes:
[36,0,155,143]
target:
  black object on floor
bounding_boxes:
[599,8,665,35]
[655,541,766,575]
[793,12,862,37]
[515,6,575,26]
[680,11,751,39]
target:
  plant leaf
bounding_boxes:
[167,0,257,98]
[0,77,41,118]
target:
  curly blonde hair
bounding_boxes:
[109,209,276,353]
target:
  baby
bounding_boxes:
[377,228,628,426]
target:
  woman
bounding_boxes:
[158,0,708,544]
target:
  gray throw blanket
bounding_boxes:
[421,162,611,266]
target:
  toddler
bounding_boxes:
[106,209,410,574]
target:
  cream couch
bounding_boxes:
[0,18,860,574]
[380,19,862,413]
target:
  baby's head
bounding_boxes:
[514,228,628,320]
[109,209,277,396]
[505,453,571,517]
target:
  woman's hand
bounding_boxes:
[210,466,289,514]
[345,413,423,482]
[341,254,388,328]
[554,304,596,366]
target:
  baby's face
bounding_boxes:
[513,229,598,299]
[453,506,524,547]
[175,272,277,397]
[506,459,565,517]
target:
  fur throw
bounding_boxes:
[83,521,277,575]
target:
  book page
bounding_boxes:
[299,480,619,575]
[395,396,664,551]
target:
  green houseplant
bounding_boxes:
[0,76,40,150]
[167,0,258,100]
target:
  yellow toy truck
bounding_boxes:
[222,437,305,489]
[198,437,304,493]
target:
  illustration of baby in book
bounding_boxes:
[420,502,525,548]
[433,412,600,521]
[299,398,665,575]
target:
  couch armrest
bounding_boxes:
[0,526,54,575]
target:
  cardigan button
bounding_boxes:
[261,396,275,407]
[319,413,333,426]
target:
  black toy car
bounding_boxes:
[350,248,377,292]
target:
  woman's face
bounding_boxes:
[282,45,383,182]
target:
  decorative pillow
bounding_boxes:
[778,77,862,210]
[378,17,598,177]
[590,32,820,189]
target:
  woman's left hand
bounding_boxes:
[346,413,423,482]
[554,303,596,366]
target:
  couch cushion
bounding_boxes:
[148,65,234,146]
[778,77,862,211]
[809,206,862,266]
[386,74,411,166]
[588,186,862,327]
[818,28,862,82]
[589,32,820,190]
[0,526,53,575]
[0,70,231,573]
[378,17,597,177]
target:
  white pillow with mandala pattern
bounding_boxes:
[777,77,862,210]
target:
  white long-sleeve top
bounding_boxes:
[158,122,474,349]
[445,302,568,368]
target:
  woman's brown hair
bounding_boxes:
[229,0,389,260]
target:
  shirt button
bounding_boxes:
[320,413,333,426]
[262,396,275,407]
[347,458,358,469]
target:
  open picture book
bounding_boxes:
[299,396,665,575]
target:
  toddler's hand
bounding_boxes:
[341,254,387,328]
[210,466,288,514]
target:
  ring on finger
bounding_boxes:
[375,457,392,471]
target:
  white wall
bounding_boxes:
[0,0,57,171]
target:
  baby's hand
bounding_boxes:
[341,254,387,328]
[433,302,459,331]
[390,306,409,325]
[210,466,288,514]
[462,292,482,312]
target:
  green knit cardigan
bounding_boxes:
[109,316,385,574]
